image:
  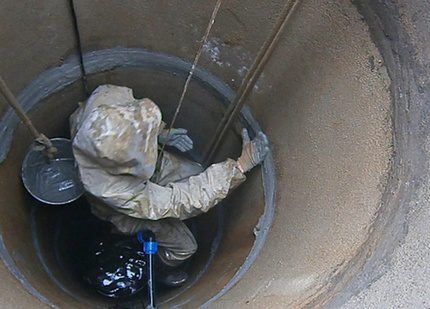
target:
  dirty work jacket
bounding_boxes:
[71,84,246,223]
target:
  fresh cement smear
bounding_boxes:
[0,48,275,306]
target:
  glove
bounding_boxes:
[237,129,269,173]
[159,128,193,152]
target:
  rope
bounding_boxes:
[203,0,300,166]
[0,75,57,159]
[153,0,224,182]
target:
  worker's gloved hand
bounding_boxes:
[159,128,193,152]
[237,129,269,173]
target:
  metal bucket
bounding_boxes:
[21,138,84,205]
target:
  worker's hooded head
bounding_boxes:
[72,85,162,181]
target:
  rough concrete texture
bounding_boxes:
[0,83,94,308]
[211,0,393,307]
[73,0,285,91]
[0,0,88,307]
[0,262,45,308]
[0,0,79,115]
[344,179,430,308]
[71,0,393,307]
[342,1,430,307]
[0,0,429,308]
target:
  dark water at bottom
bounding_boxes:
[36,198,196,303]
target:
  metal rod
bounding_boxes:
[153,0,223,182]
[68,0,89,96]
[0,76,41,139]
[146,240,156,309]
[0,75,56,157]
[203,0,300,166]
[138,230,157,309]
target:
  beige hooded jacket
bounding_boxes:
[72,85,245,221]
[70,85,246,265]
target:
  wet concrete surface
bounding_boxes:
[0,0,429,308]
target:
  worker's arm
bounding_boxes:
[101,158,246,220]
[94,128,269,220]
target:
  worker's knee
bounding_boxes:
[157,232,198,267]
[183,235,198,256]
